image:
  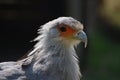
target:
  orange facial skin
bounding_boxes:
[57,24,78,38]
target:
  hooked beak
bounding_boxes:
[76,31,88,48]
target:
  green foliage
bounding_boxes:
[82,31,120,80]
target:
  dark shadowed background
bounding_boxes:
[0,0,120,80]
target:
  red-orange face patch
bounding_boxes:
[57,24,77,38]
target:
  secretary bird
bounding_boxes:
[0,17,87,80]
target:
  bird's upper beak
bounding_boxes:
[76,31,87,48]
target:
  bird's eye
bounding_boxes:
[60,26,67,32]
[58,24,77,37]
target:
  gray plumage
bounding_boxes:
[0,17,87,80]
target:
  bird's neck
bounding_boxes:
[33,37,81,80]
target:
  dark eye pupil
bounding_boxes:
[60,26,66,32]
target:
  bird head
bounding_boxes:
[35,17,87,48]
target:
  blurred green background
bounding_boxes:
[0,0,120,80]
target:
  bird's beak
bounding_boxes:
[76,31,88,48]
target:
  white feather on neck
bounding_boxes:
[30,33,81,80]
